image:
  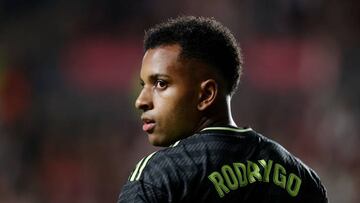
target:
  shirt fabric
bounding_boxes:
[118,126,328,203]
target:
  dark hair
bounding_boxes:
[144,16,243,95]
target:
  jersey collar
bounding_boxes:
[201,126,253,133]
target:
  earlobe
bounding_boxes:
[198,79,218,111]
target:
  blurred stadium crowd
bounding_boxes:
[0,0,359,202]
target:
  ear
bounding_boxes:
[198,79,218,111]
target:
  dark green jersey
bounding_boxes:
[118,126,328,203]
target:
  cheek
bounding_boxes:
[165,91,199,126]
[156,85,198,110]
[152,89,199,145]
[155,84,200,122]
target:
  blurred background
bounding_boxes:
[0,0,359,202]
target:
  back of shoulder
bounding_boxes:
[255,131,328,202]
[120,127,328,202]
[199,127,328,202]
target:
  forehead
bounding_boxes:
[140,44,187,80]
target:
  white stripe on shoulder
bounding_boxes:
[129,157,145,181]
[201,126,253,133]
[134,151,157,181]
[170,140,180,147]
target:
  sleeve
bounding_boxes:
[117,146,197,203]
[301,167,329,203]
[118,180,168,203]
[117,151,171,203]
[318,181,329,203]
[311,168,329,203]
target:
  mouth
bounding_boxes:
[141,117,156,133]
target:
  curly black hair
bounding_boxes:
[144,16,243,95]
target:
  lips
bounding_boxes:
[141,117,156,133]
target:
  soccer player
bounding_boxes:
[118,16,328,202]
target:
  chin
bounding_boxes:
[148,134,164,146]
[148,134,171,147]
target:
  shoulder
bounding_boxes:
[128,140,195,182]
[128,151,158,182]
[123,140,204,202]
[256,132,328,200]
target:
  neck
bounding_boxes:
[194,96,237,133]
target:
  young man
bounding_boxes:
[118,16,328,202]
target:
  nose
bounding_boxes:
[135,88,153,111]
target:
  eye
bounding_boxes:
[154,80,167,89]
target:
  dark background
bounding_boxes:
[0,0,359,202]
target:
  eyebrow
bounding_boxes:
[140,74,171,83]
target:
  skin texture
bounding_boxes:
[135,44,236,146]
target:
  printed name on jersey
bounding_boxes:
[208,159,302,198]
